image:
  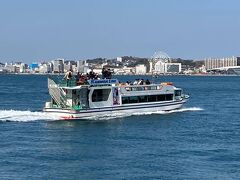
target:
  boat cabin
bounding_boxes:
[48,78,183,110]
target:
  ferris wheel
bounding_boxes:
[151,51,171,63]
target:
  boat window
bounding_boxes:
[166,94,173,101]
[138,96,148,103]
[136,87,143,91]
[122,97,129,104]
[124,86,161,91]
[150,86,157,90]
[129,96,138,103]
[92,89,111,102]
[174,90,182,96]
[148,95,157,102]
[157,95,165,101]
[131,87,137,91]
[121,94,174,104]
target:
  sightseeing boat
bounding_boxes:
[43,77,189,120]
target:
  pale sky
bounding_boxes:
[0,0,240,63]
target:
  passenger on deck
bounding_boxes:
[77,74,86,85]
[133,79,139,85]
[138,79,145,85]
[146,79,151,85]
[102,68,107,79]
[64,69,72,86]
[126,81,130,85]
[107,69,112,79]
[102,68,112,79]
[75,72,81,82]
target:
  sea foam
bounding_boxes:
[0,107,203,122]
[0,110,58,122]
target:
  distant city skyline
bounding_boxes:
[0,0,240,63]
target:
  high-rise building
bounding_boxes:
[205,56,237,70]
[237,57,240,66]
[77,60,89,73]
[52,59,64,73]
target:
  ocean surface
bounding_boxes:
[0,74,240,179]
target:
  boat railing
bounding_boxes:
[48,78,67,108]
[58,79,77,87]
[121,84,163,92]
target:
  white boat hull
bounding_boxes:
[43,100,187,120]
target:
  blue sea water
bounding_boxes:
[0,74,240,179]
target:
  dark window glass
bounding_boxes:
[138,96,148,103]
[137,87,144,91]
[131,87,137,91]
[92,89,111,102]
[166,94,173,101]
[148,95,157,102]
[129,96,138,103]
[157,95,165,101]
[175,90,182,96]
[122,94,173,104]
[122,97,129,104]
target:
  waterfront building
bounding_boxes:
[19,63,27,73]
[112,67,124,75]
[237,57,240,66]
[135,64,147,74]
[165,63,181,74]
[116,57,122,62]
[52,59,64,73]
[154,61,181,74]
[39,63,52,73]
[205,56,237,70]
[4,63,16,73]
[122,66,134,75]
[149,61,153,73]
[29,63,39,71]
[154,61,165,74]
[77,60,89,74]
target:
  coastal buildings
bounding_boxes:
[165,63,182,74]
[3,54,240,75]
[205,56,237,70]
[135,64,147,74]
[52,59,64,73]
[153,61,181,74]
[77,60,89,74]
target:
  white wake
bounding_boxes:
[0,107,203,122]
[0,110,58,122]
[86,107,203,120]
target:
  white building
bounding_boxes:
[77,60,89,73]
[116,57,122,62]
[122,66,134,75]
[39,63,52,73]
[154,61,181,74]
[205,56,237,70]
[165,63,181,73]
[19,63,27,73]
[154,61,165,74]
[52,59,64,73]
[4,63,16,73]
[135,64,147,74]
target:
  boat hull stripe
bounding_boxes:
[44,101,186,114]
